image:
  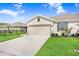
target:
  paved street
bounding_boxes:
[0,35,48,56]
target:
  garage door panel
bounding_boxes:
[27,25,50,36]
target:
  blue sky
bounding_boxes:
[0,3,79,23]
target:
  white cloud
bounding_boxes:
[0,3,24,17]
[13,3,25,21]
[13,3,22,10]
[74,3,79,7]
[42,4,48,8]
[13,3,25,14]
[0,3,26,23]
[42,3,66,15]
[42,3,61,8]
[19,9,25,14]
[0,9,18,16]
[48,3,62,8]
[56,6,66,14]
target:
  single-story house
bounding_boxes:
[0,23,10,30]
[26,15,55,37]
[10,22,27,32]
[0,22,27,33]
[0,23,11,33]
[26,14,79,37]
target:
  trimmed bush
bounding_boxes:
[51,33,58,37]
[51,33,55,37]
[71,34,75,37]
[61,32,65,36]
[55,33,58,37]
[75,33,79,37]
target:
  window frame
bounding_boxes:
[57,21,68,31]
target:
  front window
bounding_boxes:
[57,21,68,31]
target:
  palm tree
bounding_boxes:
[64,27,72,36]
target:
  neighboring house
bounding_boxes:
[0,22,27,33]
[0,23,11,33]
[0,24,10,30]
[10,22,27,32]
[26,14,79,37]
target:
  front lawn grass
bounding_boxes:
[35,37,79,56]
[0,31,25,42]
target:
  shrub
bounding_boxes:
[51,33,58,37]
[61,32,65,36]
[71,34,75,37]
[75,33,79,36]
[70,33,79,37]
[55,33,58,37]
[51,33,55,37]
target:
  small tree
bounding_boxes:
[64,27,72,36]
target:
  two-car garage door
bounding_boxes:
[27,25,51,36]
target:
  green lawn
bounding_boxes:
[35,37,79,56]
[0,31,25,42]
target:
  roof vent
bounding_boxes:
[37,17,40,22]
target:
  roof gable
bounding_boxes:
[26,15,54,24]
[11,22,26,27]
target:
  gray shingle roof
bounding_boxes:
[51,14,79,21]
[11,22,26,27]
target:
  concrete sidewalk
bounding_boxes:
[0,35,48,56]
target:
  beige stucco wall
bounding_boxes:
[52,20,79,35]
[51,23,58,33]
[68,22,79,34]
[51,23,64,36]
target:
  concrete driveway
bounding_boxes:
[0,35,48,56]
